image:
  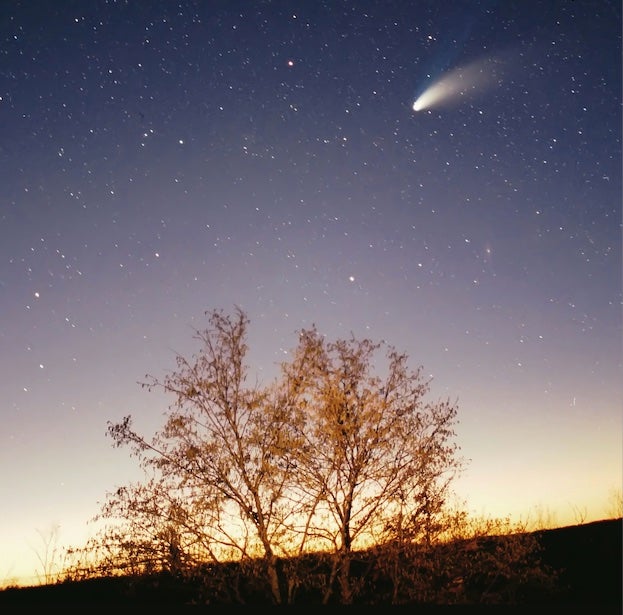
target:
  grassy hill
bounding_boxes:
[534,518,621,607]
[0,517,620,608]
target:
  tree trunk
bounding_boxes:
[339,552,353,604]
[267,556,282,604]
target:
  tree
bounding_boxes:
[31,522,62,585]
[606,487,623,519]
[99,307,304,604]
[90,308,463,604]
[279,327,461,603]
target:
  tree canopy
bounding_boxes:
[81,308,469,604]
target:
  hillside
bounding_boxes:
[534,518,621,607]
[0,518,620,608]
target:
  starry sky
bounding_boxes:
[1,0,621,586]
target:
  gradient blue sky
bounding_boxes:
[1,0,621,586]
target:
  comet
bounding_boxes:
[412,55,499,112]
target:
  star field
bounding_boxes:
[0,0,621,586]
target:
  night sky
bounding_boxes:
[1,0,621,586]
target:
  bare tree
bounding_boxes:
[99,307,308,604]
[570,503,588,525]
[280,326,462,604]
[88,308,464,604]
[31,522,61,585]
[606,487,623,519]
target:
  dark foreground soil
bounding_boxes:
[1,518,620,610]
